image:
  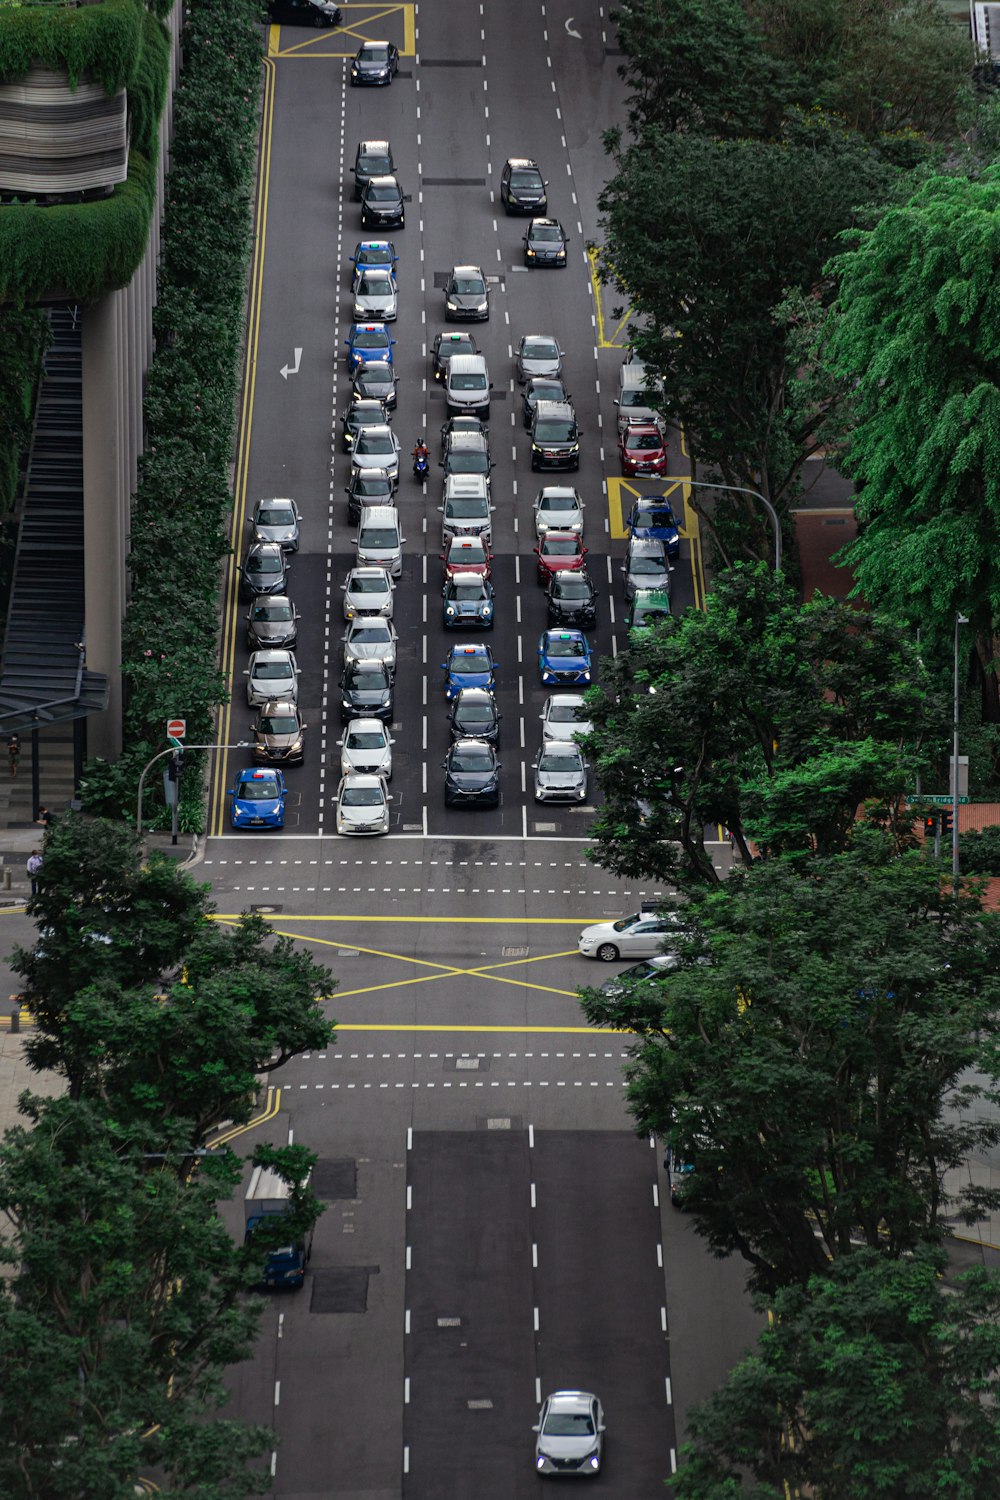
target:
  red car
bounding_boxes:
[619,419,668,477]
[534,531,588,585]
[441,533,493,582]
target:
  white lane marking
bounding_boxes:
[653,1182,659,1209]
[535,1376,542,1404]
[278,1312,284,1339]
[529,1124,534,1148]
[656,1243,663,1267]
[407,1185,412,1210]
[565,16,582,36]
[533,1242,538,1267]
[407,1126,412,1150]
[530,1182,537,1209]
[665,1377,672,1405]
[405,1308,411,1334]
[534,1306,540,1331]
[405,1377,411,1404]
[670,1449,677,1474]
[406,1245,412,1269]
[404,1446,410,1474]
[661,1306,668,1332]
[274,1380,281,1407]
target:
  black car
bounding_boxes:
[353,138,394,200]
[499,157,548,215]
[353,359,397,410]
[350,40,399,84]
[448,687,501,743]
[522,376,571,429]
[268,0,341,25]
[341,395,389,453]
[361,175,404,230]
[442,739,501,806]
[523,217,569,267]
[431,330,478,382]
[345,466,394,522]
[339,660,394,721]
[444,265,490,322]
[441,431,493,483]
[547,569,598,628]
[240,542,288,601]
[530,401,580,471]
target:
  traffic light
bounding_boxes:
[167,749,184,783]
[924,815,938,836]
[940,809,953,834]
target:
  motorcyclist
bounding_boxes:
[412,436,429,465]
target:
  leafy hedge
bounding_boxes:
[0,2,169,307]
[958,824,1000,877]
[80,0,264,831]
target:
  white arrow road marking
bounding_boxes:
[280,347,302,380]
[565,16,582,36]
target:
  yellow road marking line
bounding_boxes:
[606,476,688,542]
[334,1022,627,1033]
[587,245,630,350]
[210,1086,281,1147]
[271,4,415,56]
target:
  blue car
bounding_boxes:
[345,322,395,373]
[443,573,495,630]
[229,767,287,829]
[441,643,498,699]
[351,239,398,273]
[626,496,680,559]
[537,629,592,687]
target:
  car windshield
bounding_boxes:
[257,505,293,524]
[354,475,391,494]
[342,785,385,807]
[358,272,391,292]
[543,539,577,555]
[452,275,485,294]
[447,453,489,473]
[254,662,292,678]
[360,153,391,173]
[361,45,390,61]
[450,374,487,390]
[621,389,655,409]
[458,703,492,722]
[354,330,387,348]
[250,553,281,573]
[636,506,675,526]
[239,778,280,801]
[535,421,575,441]
[448,499,488,517]
[631,556,665,574]
[539,749,580,771]
[351,573,388,592]
[533,224,563,242]
[529,383,562,401]
[526,340,558,359]
[452,584,485,600]
[348,665,388,687]
[511,169,543,189]
[368,182,398,201]
[555,577,589,596]
[347,729,386,749]
[361,364,392,383]
[350,625,389,642]
[357,432,394,454]
[628,432,661,451]
[452,748,492,771]
[258,715,297,734]
[253,602,292,620]
[547,637,582,657]
[357,246,390,264]
[451,545,486,563]
[548,702,582,722]
[538,496,575,513]
[453,652,490,673]
[359,528,398,546]
[543,1411,595,1437]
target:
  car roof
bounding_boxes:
[447,431,489,451]
[255,495,295,507]
[522,332,557,345]
[359,138,391,151]
[340,771,384,787]
[537,485,580,500]
[451,263,485,276]
[346,716,388,730]
[541,531,581,543]
[259,697,297,712]
[366,174,400,187]
[449,571,488,588]
[547,1391,596,1411]
[506,156,540,169]
[250,647,292,660]
[237,766,280,782]
[445,474,489,497]
[456,686,494,704]
[624,418,661,433]
[529,217,562,228]
[533,400,575,420]
[628,537,667,555]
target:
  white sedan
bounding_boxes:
[352,266,398,322]
[343,616,398,673]
[335,773,391,836]
[578,908,684,962]
[539,693,592,743]
[244,649,300,707]
[337,718,394,779]
[341,566,394,620]
[533,486,585,538]
[352,424,401,484]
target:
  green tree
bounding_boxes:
[827,167,1000,717]
[599,112,896,532]
[674,1248,1000,1500]
[583,564,938,887]
[581,838,1000,1293]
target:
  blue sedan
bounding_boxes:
[345,322,395,373]
[351,239,398,273]
[441,643,498,699]
[229,767,287,829]
[626,496,680,559]
[537,629,592,687]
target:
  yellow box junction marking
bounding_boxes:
[269,4,415,57]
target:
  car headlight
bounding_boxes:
[446,605,456,616]
[482,604,492,616]
[542,670,554,682]
[351,65,359,74]
[447,300,459,311]
[582,670,591,681]
[569,444,579,454]
[531,444,541,455]
[526,248,536,257]
[289,739,303,754]
[536,1458,546,1471]
[476,301,488,312]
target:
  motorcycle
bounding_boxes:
[412,447,429,481]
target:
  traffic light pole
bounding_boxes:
[953,612,969,894]
[135,741,250,850]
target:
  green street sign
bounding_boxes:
[911,794,969,805]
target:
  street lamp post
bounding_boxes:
[953,612,969,893]
[136,742,250,842]
[685,478,782,573]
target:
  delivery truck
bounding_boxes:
[244,1163,313,1290]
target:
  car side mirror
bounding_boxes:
[532,1425,540,1434]
[440,761,447,769]
[226,789,233,797]
[242,668,249,675]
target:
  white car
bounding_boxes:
[539,693,592,743]
[341,566,394,619]
[533,486,585,539]
[352,266,398,321]
[578,908,684,962]
[335,772,391,836]
[532,741,589,803]
[343,616,398,673]
[351,424,401,484]
[337,718,394,779]
[243,649,300,707]
[533,1391,605,1477]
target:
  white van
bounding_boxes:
[615,363,664,434]
[440,473,494,547]
[355,505,405,579]
[445,353,491,414]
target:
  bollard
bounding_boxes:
[9,1003,19,1035]
[2,869,9,891]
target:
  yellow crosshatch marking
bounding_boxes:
[269,4,415,57]
[587,246,632,349]
[607,476,705,609]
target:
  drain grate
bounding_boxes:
[437,1316,462,1328]
[502,945,528,958]
[467,1399,494,1410]
[249,904,281,914]
[456,1057,481,1071]
[486,1117,511,1130]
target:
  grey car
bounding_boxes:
[341,566,394,619]
[352,358,398,410]
[516,333,564,383]
[245,594,300,650]
[534,1391,605,1477]
[240,541,288,601]
[444,264,490,321]
[342,397,390,454]
[352,424,401,484]
[532,741,589,804]
[353,138,394,200]
[244,648,300,707]
[343,615,398,673]
[251,496,300,552]
[352,266,397,321]
[621,536,670,600]
[578,909,683,961]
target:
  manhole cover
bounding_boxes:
[336,948,359,957]
[456,1057,481,1071]
[437,1316,462,1327]
[467,1399,494,1410]
[486,1118,511,1130]
[249,904,281,914]
[502,946,528,958]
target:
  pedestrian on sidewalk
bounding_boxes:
[26,850,42,896]
[35,806,53,831]
[7,733,20,778]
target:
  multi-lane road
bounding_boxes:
[185,1,756,1494]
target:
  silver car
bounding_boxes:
[342,397,390,454]
[352,424,401,484]
[578,908,684,962]
[342,566,394,619]
[621,536,670,600]
[335,773,391,836]
[440,475,494,546]
[352,266,398,321]
[532,741,589,803]
[533,486,585,539]
[244,648,300,707]
[444,264,490,321]
[343,616,398,673]
[539,693,592,743]
[245,594,300,649]
[516,333,563,383]
[337,717,394,779]
[251,496,300,552]
[534,1391,605,1477]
